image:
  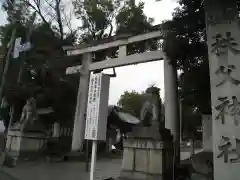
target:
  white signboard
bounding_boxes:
[13,37,32,58]
[85,73,110,141]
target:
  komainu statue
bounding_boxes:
[138,86,172,141]
[16,97,37,131]
[140,86,162,127]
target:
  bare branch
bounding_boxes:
[62,6,74,34]
[55,0,64,40]
[45,0,56,10]
[23,0,49,25]
[109,23,113,37]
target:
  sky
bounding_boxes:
[0,0,178,105]
[107,0,178,105]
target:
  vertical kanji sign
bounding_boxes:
[84,73,110,141]
[205,0,240,179]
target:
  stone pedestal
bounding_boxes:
[5,130,47,164]
[120,126,173,180]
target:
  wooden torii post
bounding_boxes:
[64,30,180,162]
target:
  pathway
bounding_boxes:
[0,149,202,180]
[2,158,121,180]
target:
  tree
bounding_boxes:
[21,0,76,41]
[162,0,210,114]
[74,0,158,55]
[118,90,144,118]
[115,0,158,54]
[73,0,122,42]
[118,85,163,119]
[160,0,209,144]
[0,0,78,128]
[162,0,240,143]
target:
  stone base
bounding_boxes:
[5,130,48,164]
[120,128,173,180]
[120,171,162,180]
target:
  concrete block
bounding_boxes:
[120,171,163,180]
[149,149,163,174]
[135,149,148,172]
[121,148,134,171]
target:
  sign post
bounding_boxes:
[85,73,110,180]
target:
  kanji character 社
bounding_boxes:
[230,138,240,163]
[217,136,232,163]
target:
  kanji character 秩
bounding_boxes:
[211,32,240,56]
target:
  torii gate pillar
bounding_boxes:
[71,53,92,151]
[65,31,181,156]
[164,55,180,163]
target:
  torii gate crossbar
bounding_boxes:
[64,30,180,164]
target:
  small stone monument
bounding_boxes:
[120,87,173,180]
[5,97,47,164]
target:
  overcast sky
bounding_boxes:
[107,0,178,105]
[0,0,178,105]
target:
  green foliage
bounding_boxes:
[0,0,158,127]
[2,0,30,24]
[167,0,240,139]
[0,0,79,126]
[163,0,210,115]
[73,0,121,41]
[182,106,202,141]
[118,90,144,117]
[118,85,162,118]
[115,0,153,35]
[162,0,208,140]
[116,0,158,54]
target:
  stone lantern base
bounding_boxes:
[5,124,47,165]
[120,126,173,180]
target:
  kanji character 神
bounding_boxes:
[228,96,240,126]
[215,97,230,124]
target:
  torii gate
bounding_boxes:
[64,30,180,160]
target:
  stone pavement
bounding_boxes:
[2,158,122,180]
[0,170,19,180]
[0,149,202,180]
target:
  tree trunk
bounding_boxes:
[55,0,64,41]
